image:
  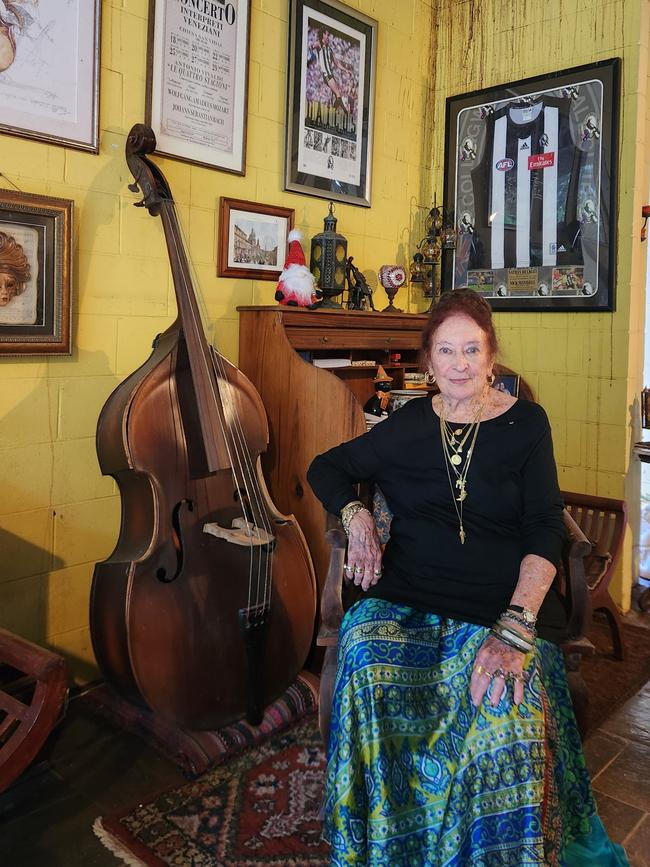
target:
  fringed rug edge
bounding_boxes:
[93,816,164,867]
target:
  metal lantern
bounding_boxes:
[310,201,348,308]
[409,198,450,312]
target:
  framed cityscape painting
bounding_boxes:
[218,198,294,280]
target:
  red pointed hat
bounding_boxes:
[284,229,307,269]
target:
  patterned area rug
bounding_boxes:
[94,714,330,866]
[83,672,319,778]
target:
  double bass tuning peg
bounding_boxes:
[128,181,147,208]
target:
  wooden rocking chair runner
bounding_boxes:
[317,509,594,747]
[561,491,627,660]
[0,627,69,793]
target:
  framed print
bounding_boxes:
[218,198,294,280]
[443,58,620,312]
[146,0,251,174]
[0,0,101,152]
[492,373,520,397]
[285,0,377,207]
[0,190,72,356]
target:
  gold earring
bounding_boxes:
[425,371,436,385]
[487,373,495,385]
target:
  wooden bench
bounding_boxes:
[561,491,627,660]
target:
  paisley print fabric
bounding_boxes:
[323,598,628,866]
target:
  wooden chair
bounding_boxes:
[317,510,594,745]
[561,492,627,660]
[0,627,69,793]
[492,369,627,660]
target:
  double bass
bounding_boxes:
[90,125,316,731]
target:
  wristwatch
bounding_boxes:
[508,604,537,628]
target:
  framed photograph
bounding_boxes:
[0,0,101,152]
[443,58,620,312]
[0,190,72,356]
[218,198,294,280]
[285,0,377,207]
[146,0,251,174]
[492,373,520,397]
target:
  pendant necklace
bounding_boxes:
[439,398,485,544]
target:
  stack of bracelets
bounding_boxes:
[340,500,370,535]
[491,604,537,654]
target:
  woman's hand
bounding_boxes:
[344,509,383,591]
[470,634,529,707]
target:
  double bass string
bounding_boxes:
[167,200,274,618]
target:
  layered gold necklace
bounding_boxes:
[439,397,485,544]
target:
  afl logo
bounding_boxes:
[496,158,514,171]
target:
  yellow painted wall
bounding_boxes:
[0,0,437,681]
[429,0,650,609]
[1,0,648,682]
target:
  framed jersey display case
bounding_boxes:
[443,59,620,312]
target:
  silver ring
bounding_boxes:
[344,564,353,573]
[373,569,382,576]
[353,566,363,574]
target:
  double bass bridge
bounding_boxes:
[203,517,275,550]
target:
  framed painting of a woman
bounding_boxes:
[0,190,72,355]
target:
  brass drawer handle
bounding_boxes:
[321,336,329,343]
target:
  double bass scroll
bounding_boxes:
[90,124,316,731]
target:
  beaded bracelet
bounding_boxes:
[500,611,537,637]
[340,500,370,535]
[507,603,537,627]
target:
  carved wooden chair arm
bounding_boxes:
[585,552,613,590]
[317,528,347,647]
[561,508,593,642]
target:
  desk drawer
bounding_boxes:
[286,327,421,351]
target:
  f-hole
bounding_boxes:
[156,498,193,582]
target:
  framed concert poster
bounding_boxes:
[0,190,73,356]
[285,0,377,207]
[146,0,251,174]
[0,0,101,152]
[443,59,620,312]
[218,197,294,280]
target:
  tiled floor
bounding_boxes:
[583,606,650,866]
[1,615,650,864]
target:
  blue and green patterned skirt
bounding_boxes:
[323,597,629,866]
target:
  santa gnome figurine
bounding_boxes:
[275,230,322,307]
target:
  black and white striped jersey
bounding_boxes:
[468,98,585,270]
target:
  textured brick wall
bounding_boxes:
[0,0,437,680]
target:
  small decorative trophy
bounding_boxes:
[378,265,406,312]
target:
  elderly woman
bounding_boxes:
[307,290,627,866]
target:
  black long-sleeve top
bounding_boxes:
[307,396,568,642]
